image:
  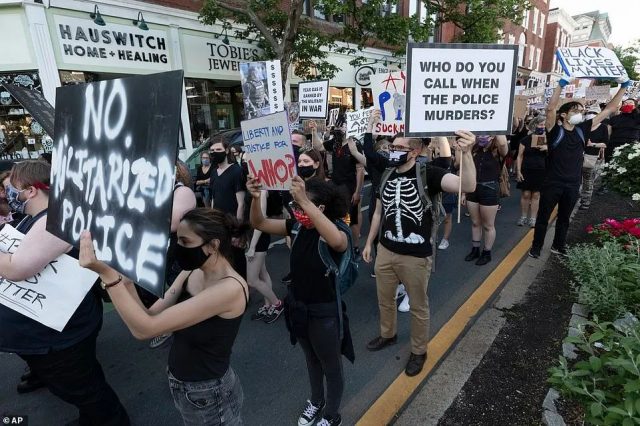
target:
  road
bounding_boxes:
[0,184,530,425]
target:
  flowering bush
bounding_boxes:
[602,143,640,200]
[587,218,640,247]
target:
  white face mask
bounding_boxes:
[568,113,584,125]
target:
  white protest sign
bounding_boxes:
[328,108,340,127]
[626,81,640,98]
[556,47,628,79]
[586,85,611,101]
[514,85,525,95]
[0,225,97,331]
[298,80,329,119]
[405,43,518,136]
[346,107,374,139]
[241,111,296,190]
[371,71,406,136]
[521,86,545,97]
[240,60,284,119]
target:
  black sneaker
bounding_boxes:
[264,302,284,324]
[298,399,325,426]
[578,204,589,210]
[251,305,269,321]
[281,272,292,284]
[366,335,397,351]
[317,415,342,426]
[528,247,541,259]
[550,246,568,257]
[405,352,427,377]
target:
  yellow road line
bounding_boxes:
[357,210,558,425]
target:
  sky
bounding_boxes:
[549,0,639,48]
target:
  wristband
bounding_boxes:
[100,274,123,290]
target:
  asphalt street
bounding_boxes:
[0,183,530,425]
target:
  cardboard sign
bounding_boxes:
[513,96,529,119]
[532,134,547,146]
[48,71,183,297]
[241,111,296,190]
[625,81,640,99]
[2,83,55,137]
[302,119,326,135]
[346,107,373,139]
[586,85,612,101]
[298,80,329,119]
[328,108,340,127]
[372,71,406,136]
[405,43,518,136]
[556,47,628,79]
[240,60,284,119]
[0,225,97,331]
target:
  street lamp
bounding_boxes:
[89,5,106,26]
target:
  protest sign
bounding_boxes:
[514,85,525,95]
[521,86,545,97]
[405,43,518,136]
[346,108,373,139]
[298,80,329,119]
[626,81,640,99]
[371,71,406,136]
[0,225,97,331]
[532,134,547,146]
[513,96,529,119]
[241,111,296,190]
[328,108,340,127]
[2,83,55,137]
[240,60,284,119]
[556,47,628,79]
[302,119,326,134]
[586,85,612,101]
[48,70,183,297]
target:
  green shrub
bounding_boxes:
[603,143,640,200]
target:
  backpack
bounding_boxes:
[551,126,585,149]
[378,162,445,272]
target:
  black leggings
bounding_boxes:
[532,183,580,251]
[297,314,344,418]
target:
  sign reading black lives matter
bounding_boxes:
[405,43,518,137]
[298,79,329,119]
[48,71,183,297]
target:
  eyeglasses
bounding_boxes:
[388,144,413,152]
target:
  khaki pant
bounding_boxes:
[374,244,432,355]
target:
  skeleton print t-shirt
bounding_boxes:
[378,164,447,257]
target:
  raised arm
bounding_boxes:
[595,81,632,126]
[545,79,565,131]
[440,130,477,194]
[495,135,509,158]
[247,177,287,236]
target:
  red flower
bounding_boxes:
[629,228,640,238]
[586,225,594,233]
[605,219,623,229]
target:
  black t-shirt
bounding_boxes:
[377,164,447,258]
[324,140,362,192]
[210,163,245,216]
[286,219,345,304]
[546,120,592,186]
[196,165,212,184]
[586,124,609,156]
[520,135,547,170]
[473,149,501,182]
[609,111,640,144]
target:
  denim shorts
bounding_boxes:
[168,367,243,426]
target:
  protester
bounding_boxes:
[297,148,327,181]
[515,116,548,227]
[529,78,631,258]
[605,98,640,162]
[580,106,608,210]
[362,121,478,377]
[462,134,508,265]
[0,170,13,226]
[194,151,212,206]
[0,160,130,425]
[248,175,353,426]
[428,137,456,250]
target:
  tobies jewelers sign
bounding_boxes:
[52,14,172,72]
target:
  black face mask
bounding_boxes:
[175,243,210,271]
[388,150,409,167]
[298,165,316,179]
[211,152,227,165]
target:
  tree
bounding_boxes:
[614,44,639,81]
[199,0,527,91]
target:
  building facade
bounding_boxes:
[570,10,612,48]
[541,8,577,76]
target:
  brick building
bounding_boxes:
[570,10,612,48]
[541,8,577,76]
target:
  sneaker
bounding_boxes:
[264,302,284,324]
[398,294,410,312]
[528,247,541,259]
[149,333,172,349]
[438,239,449,250]
[405,352,427,377]
[298,399,325,426]
[366,335,398,351]
[395,284,406,300]
[516,216,527,226]
[281,272,292,284]
[550,246,568,257]
[528,218,536,228]
[251,305,269,321]
[578,204,589,211]
[317,415,342,426]
[370,272,376,278]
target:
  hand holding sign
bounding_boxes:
[453,130,477,152]
[290,176,309,206]
[367,109,381,133]
[246,176,263,199]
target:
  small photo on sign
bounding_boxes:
[533,135,547,146]
[240,60,284,119]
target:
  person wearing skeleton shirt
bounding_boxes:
[362,118,478,377]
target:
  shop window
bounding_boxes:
[0,72,50,160]
[329,86,354,111]
[361,88,374,108]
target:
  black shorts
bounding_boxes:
[349,203,359,226]
[466,181,499,206]
[255,232,271,252]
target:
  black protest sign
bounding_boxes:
[48,70,183,297]
[2,83,55,137]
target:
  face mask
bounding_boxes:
[477,136,492,147]
[621,104,635,114]
[297,165,316,179]
[292,209,314,229]
[377,149,390,159]
[175,243,211,271]
[568,113,584,125]
[202,159,210,166]
[585,113,597,121]
[388,150,409,167]
[6,184,28,214]
[534,127,545,135]
[211,152,227,164]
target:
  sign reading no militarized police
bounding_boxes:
[241,110,296,190]
[405,43,518,137]
[298,80,329,119]
[556,47,628,79]
[0,225,97,331]
[48,71,183,297]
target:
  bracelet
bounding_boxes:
[101,274,123,290]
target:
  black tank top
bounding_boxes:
[168,274,247,381]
